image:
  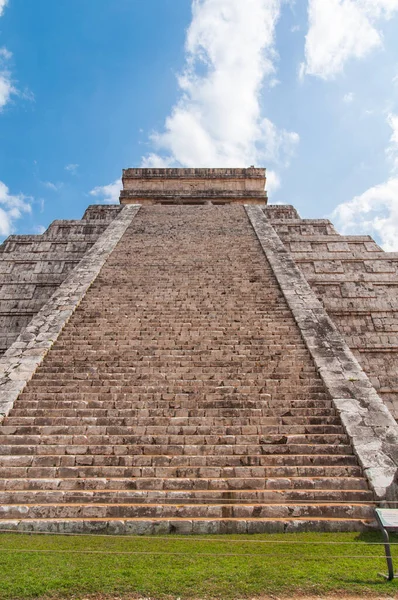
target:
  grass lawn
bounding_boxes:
[0,530,397,599]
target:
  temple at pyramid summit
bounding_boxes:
[1,167,398,534]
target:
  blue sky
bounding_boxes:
[0,0,398,249]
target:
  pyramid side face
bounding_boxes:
[0,168,397,533]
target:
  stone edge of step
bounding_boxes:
[245,204,398,503]
[0,517,374,534]
[0,205,141,423]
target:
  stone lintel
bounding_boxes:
[120,167,268,205]
[0,205,141,422]
[245,204,398,503]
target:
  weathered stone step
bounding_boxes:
[0,475,369,490]
[0,502,374,520]
[4,416,341,426]
[37,364,319,374]
[0,517,373,534]
[0,205,370,533]
[10,400,334,411]
[0,449,356,465]
[0,464,362,479]
[8,409,336,421]
[0,433,350,445]
[0,443,354,456]
[0,424,345,436]
[0,488,374,503]
[35,364,320,374]
[22,381,328,392]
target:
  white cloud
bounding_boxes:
[343,92,355,103]
[386,112,398,171]
[42,181,62,191]
[0,38,15,112]
[266,170,281,193]
[0,71,14,110]
[65,163,79,174]
[34,225,46,235]
[302,0,398,80]
[0,180,32,237]
[89,179,121,204]
[0,0,8,17]
[141,0,299,179]
[332,113,398,250]
[332,178,398,251]
[0,48,11,60]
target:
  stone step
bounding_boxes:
[9,407,336,418]
[0,443,354,456]
[21,383,328,393]
[33,367,321,376]
[3,416,342,426]
[0,517,373,534]
[0,464,362,478]
[9,402,334,413]
[0,475,369,490]
[0,502,374,520]
[0,205,371,533]
[37,365,320,374]
[0,433,350,446]
[0,450,356,465]
[0,425,346,436]
[0,488,374,503]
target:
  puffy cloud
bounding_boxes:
[332,178,398,251]
[0,180,32,237]
[0,70,14,110]
[0,3,14,112]
[302,0,398,80]
[89,179,121,204]
[386,112,398,171]
[0,0,8,17]
[0,48,15,111]
[332,114,398,251]
[141,0,299,177]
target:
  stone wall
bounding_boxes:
[120,167,268,204]
[265,205,398,419]
[0,205,122,355]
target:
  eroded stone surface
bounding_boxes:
[0,205,375,532]
[246,204,398,502]
[120,167,268,204]
[0,205,122,355]
[0,205,140,422]
[265,205,398,421]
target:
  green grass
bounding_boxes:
[0,531,397,599]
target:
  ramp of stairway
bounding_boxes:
[0,205,374,533]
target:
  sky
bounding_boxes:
[0,0,398,249]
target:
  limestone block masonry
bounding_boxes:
[120,167,268,205]
[0,204,378,533]
[0,166,397,534]
[246,206,398,502]
[0,205,140,422]
[0,205,122,355]
[264,205,398,420]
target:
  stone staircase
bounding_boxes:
[0,205,374,533]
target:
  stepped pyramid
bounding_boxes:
[0,167,398,534]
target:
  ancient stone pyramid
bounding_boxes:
[0,167,397,534]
